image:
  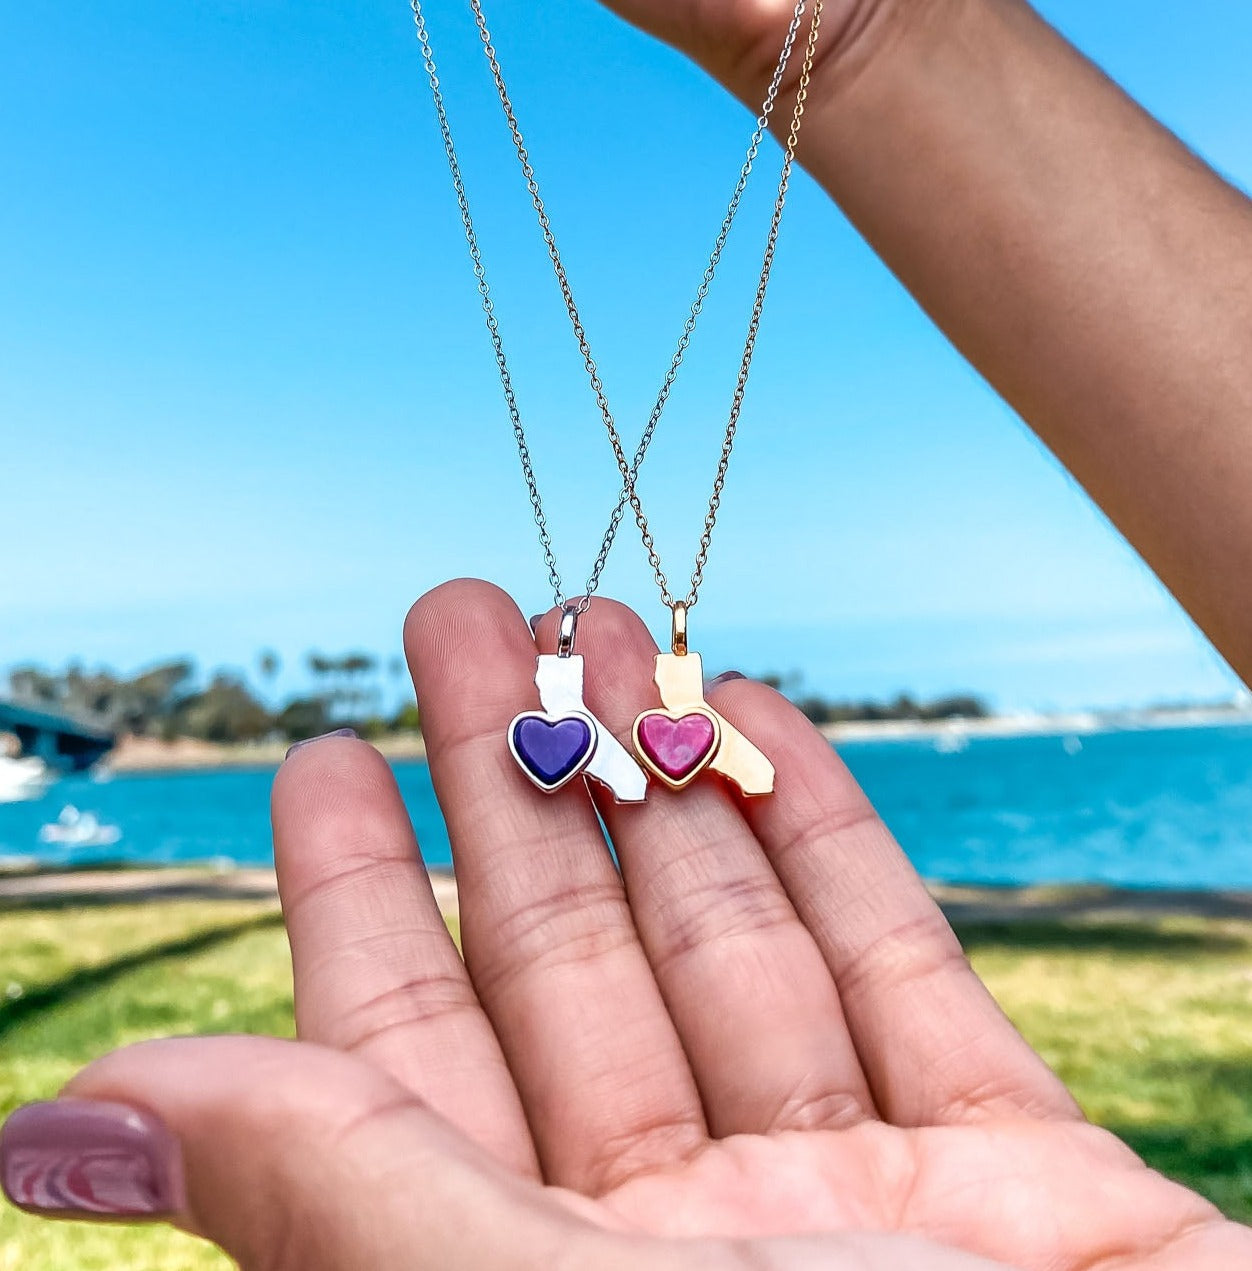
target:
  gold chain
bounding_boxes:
[414,0,824,612]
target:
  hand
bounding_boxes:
[6,580,1247,1269]
[591,0,880,105]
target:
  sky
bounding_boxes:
[2,1,1251,712]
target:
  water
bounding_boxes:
[4,723,1252,889]
[842,724,1252,889]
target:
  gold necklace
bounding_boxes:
[411,0,824,798]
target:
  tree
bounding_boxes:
[920,695,990,721]
[7,667,59,704]
[306,651,383,723]
[275,697,333,743]
[392,702,421,733]
[118,661,196,734]
[760,678,992,726]
[171,674,271,743]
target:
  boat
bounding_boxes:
[933,726,970,755]
[37,805,122,849]
[0,756,52,804]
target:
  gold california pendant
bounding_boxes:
[632,603,775,796]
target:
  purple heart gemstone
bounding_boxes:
[512,715,594,788]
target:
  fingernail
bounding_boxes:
[705,671,746,691]
[1,1100,186,1219]
[529,614,544,635]
[285,728,358,760]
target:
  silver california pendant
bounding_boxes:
[508,607,649,803]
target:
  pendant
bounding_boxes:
[633,603,774,796]
[509,608,649,803]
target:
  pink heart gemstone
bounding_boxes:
[637,712,717,782]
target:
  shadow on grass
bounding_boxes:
[0,880,279,912]
[951,919,1247,955]
[1108,1119,1252,1222]
[1092,1057,1252,1219]
[936,886,1252,926]
[1114,1121,1252,1176]
[0,912,285,1039]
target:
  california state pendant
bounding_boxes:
[633,603,774,796]
[509,608,649,803]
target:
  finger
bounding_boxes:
[404,579,707,1193]
[711,681,1081,1126]
[535,601,876,1137]
[273,734,538,1176]
[33,1037,613,1271]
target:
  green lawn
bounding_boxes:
[1,896,1250,1269]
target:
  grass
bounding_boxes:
[0,902,291,1271]
[1,898,1250,1268]
[966,915,1252,1218]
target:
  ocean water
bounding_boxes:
[4,723,1252,889]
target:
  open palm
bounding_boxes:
[61,582,1247,1270]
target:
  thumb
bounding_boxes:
[2,1036,591,1271]
[4,1037,1015,1271]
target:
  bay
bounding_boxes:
[4,723,1252,889]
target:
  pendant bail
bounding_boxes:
[671,602,689,657]
[557,605,579,659]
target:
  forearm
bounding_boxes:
[782,0,1252,677]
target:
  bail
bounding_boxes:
[671,602,689,657]
[557,606,579,658]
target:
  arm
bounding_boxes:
[608,0,1252,681]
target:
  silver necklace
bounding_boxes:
[411,0,823,799]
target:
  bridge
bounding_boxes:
[0,700,116,773]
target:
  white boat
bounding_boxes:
[0,756,52,804]
[933,726,970,755]
[37,805,122,849]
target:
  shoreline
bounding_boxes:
[96,708,1252,773]
[106,732,428,773]
[3,866,1252,925]
[822,705,1252,744]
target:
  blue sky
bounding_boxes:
[2,1,1250,711]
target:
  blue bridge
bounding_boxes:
[0,700,116,773]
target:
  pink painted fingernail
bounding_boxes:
[285,728,358,760]
[1,1100,186,1219]
[529,614,544,635]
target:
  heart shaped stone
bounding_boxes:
[635,711,718,786]
[510,713,595,791]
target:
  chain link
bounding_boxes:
[408,3,565,601]
[412,0,822,612]
[464,0,809,613]
[690,2,825,602]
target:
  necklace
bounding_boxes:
[411,0,822,799]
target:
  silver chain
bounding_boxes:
[410,0,821,613]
